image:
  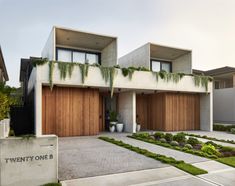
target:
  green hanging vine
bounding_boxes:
[49,61,55,90]
[194,75,213,92]
[109,67,117,97]
[78,63,89,84]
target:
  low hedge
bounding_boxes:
[99,136,207,175]
[213,124,235,132]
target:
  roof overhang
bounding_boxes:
[55,26,117,51]
[150,43,191,60]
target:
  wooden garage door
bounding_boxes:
[42,86,99,137]
[136,93,200,131]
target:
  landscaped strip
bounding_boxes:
[99,136,208,175]
[130,132,235,168]
[183,132,235,145]
[128,135,218,159]
[217,157,235,168]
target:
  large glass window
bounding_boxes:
[73,51,86,63]
[56,48,100,64]
[151,60,172,72]
[57,49,72,62]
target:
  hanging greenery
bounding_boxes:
[109,67,117,97]
[78,63,89,84]
[100,66,110,83]
[194,75,213,92]
[31,58,48,67]
[49,61,55,90]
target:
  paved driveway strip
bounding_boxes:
[109,135,208,164]
[59,136,168,181]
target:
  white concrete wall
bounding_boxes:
[200,92,213,131]
[28,64,213,135]
[101,40,118,67]
[213,88,235,123]
[0,119,10,138]
[119,44,150,68]
[41,27,56,60]
[0,135,58,186]
[118,91,136,133]
[172,53,192,74]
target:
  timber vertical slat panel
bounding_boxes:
[136,92,200,131]
[42,86,100,137]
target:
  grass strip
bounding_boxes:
[184,132,235,145]
[129,135,218,159]
[217,157,235,168]
[99,136,207,175]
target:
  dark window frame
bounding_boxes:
[150,59,172,72]
[56,47,101,64]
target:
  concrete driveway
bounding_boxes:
[59,136,168,181]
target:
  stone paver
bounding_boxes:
[192,160,233,173]
[108,135,208,163]
[59,136,168,181]
[199,169,235,186]
[61,167,214,186]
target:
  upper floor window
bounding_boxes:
[56,48,100,64]
[151,59,172,72]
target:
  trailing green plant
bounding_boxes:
[78,63,89,84]
[121,67,135,80]
[99,136,207,175]
[194,75,213,92]
[49,61,55,90]
[31,58,48,67]
[109,67,117,97]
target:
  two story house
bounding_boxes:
[0,46,9,83]
[20,26,213,137]
[194,66,235,124]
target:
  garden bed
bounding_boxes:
[129,132,235,162]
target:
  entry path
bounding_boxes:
[108,134,208,164]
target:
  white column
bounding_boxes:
[200,92,213,131]
[118,91,136,133]
[35,74,42,136]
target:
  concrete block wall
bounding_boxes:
[118,91,136,133]
[101,40,118,67]
[119,44,150,68]
[172,53,192,74]
[0,135,58,186]
[213,88,235,124]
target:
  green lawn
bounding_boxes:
[217,157,235,168]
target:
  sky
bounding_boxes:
[0,0,235,87]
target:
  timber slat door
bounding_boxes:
[42,86,99,137]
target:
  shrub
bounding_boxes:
[135,132,150,138]
[214,124,235,132]
[193,144,202,150]
[160,138,167,143]
[173,133,186,143]
[201,144,220,156]
[220,146,235,152]
[170,141,179,146]
[0,92,10,120]
[187,137,200,146]
[184,144,193,149]
[154,132,165,140]
[165,133,173,142]
[205,141,220,148]
[231,128,235,134]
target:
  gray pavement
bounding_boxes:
[107,134,208,164]
[59,136,168,181]
[61,167,215,186]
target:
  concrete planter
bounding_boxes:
[0,135,58,186]
[136,124,141,132]
[116,123,124,132]
[109,122,117,132]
